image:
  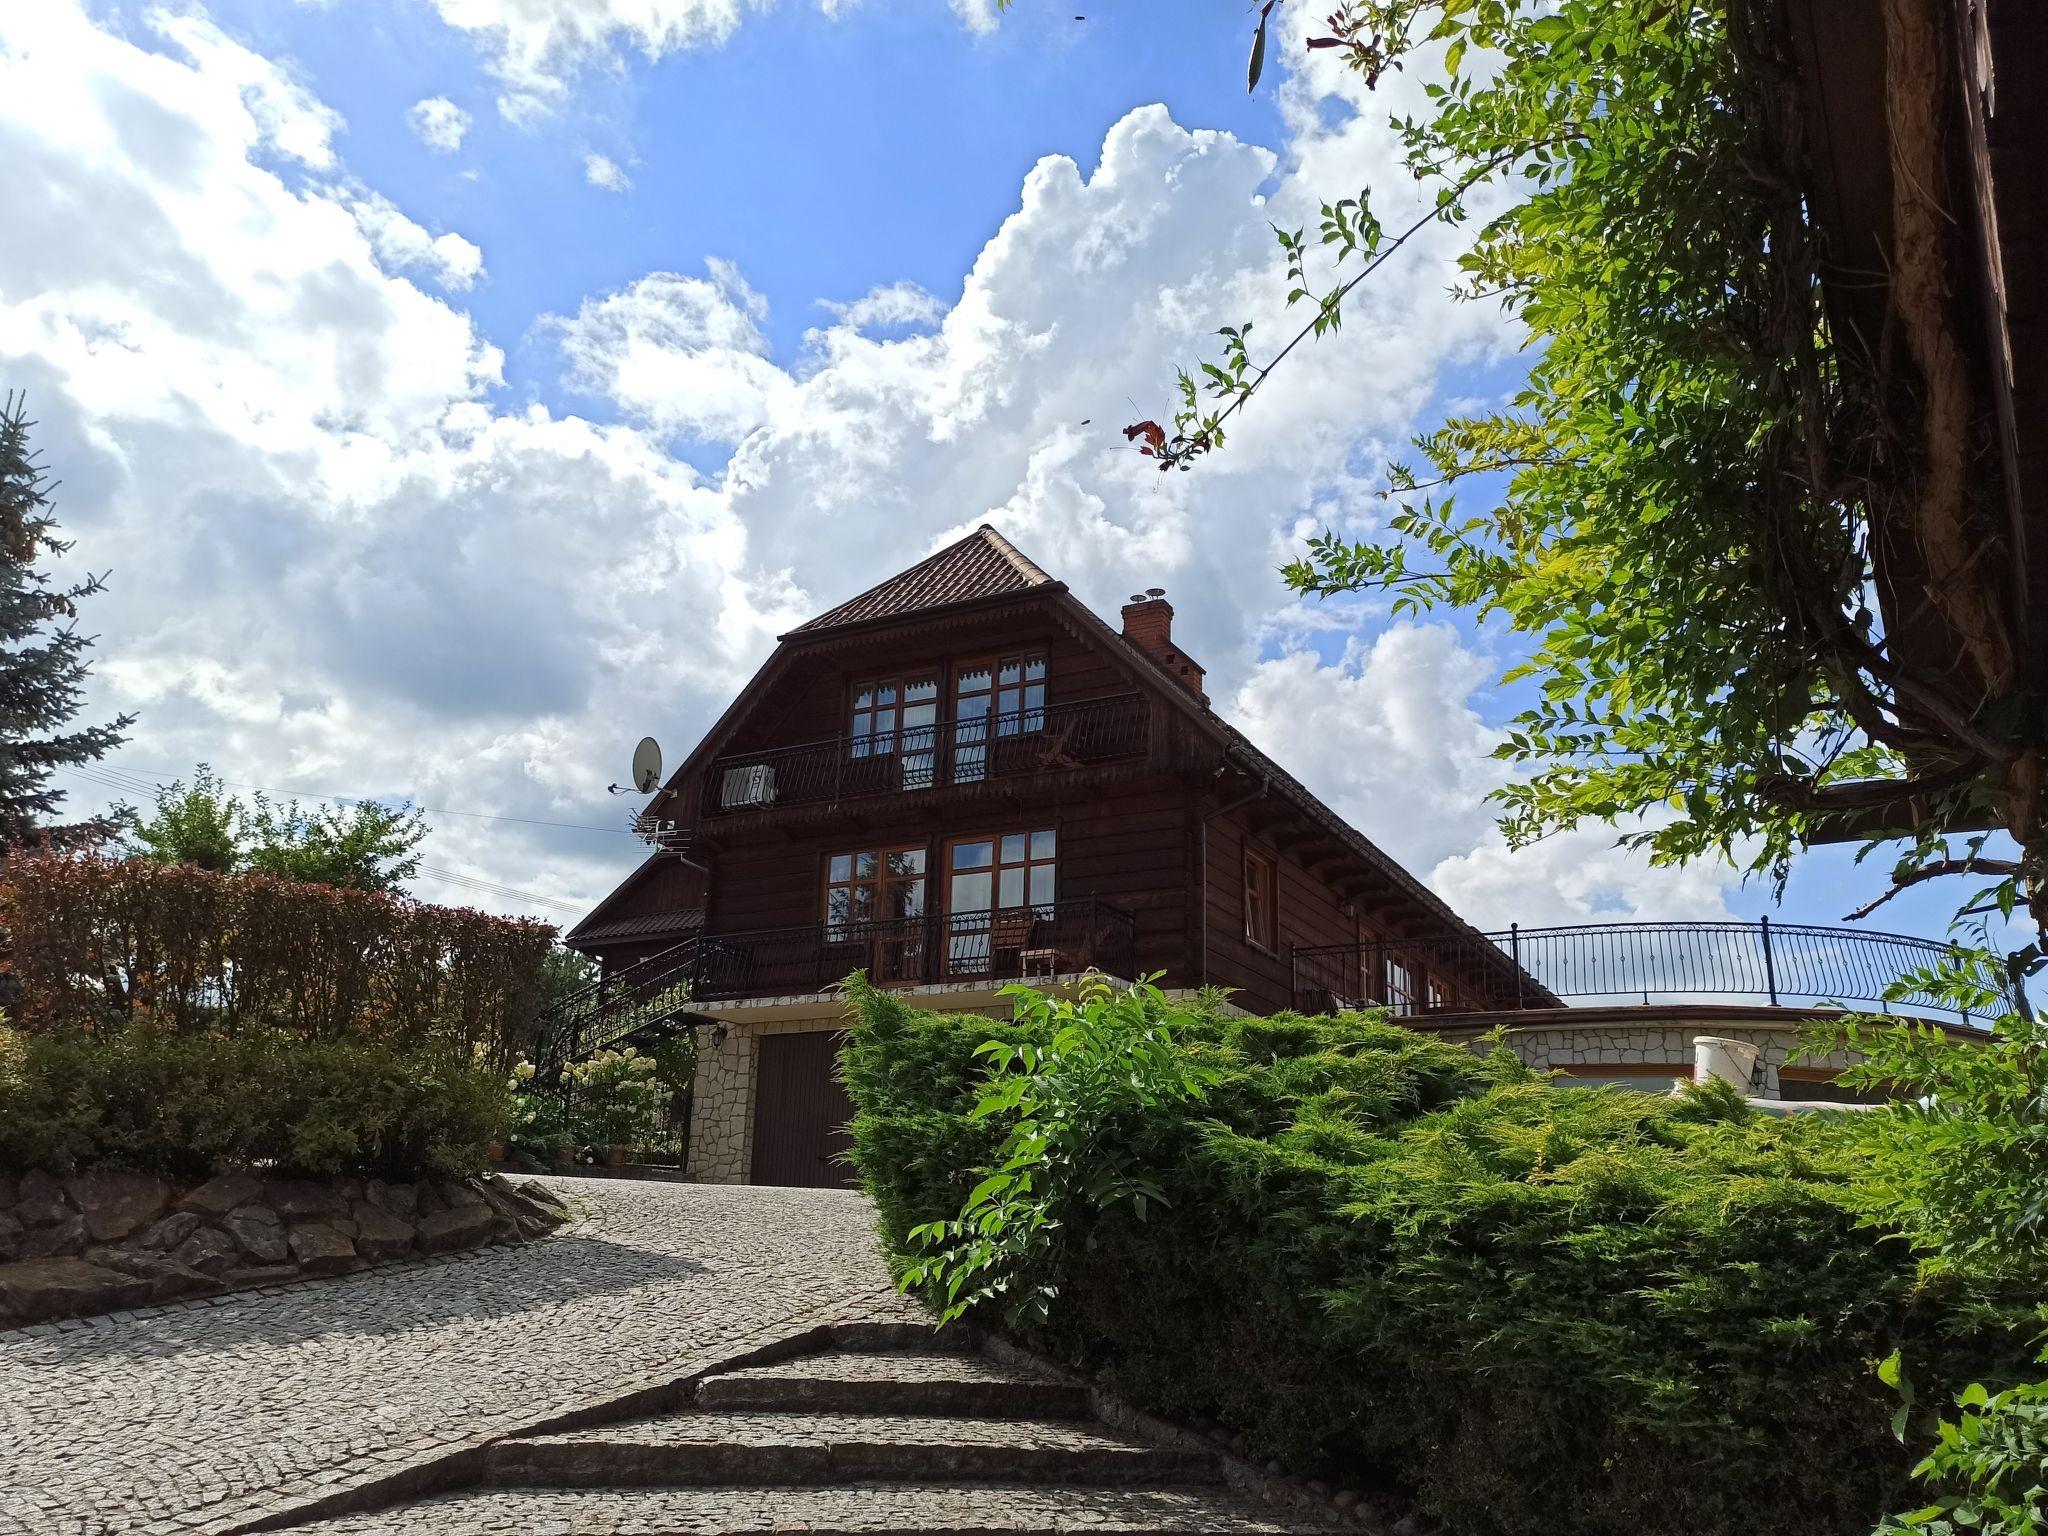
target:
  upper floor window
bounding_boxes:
[995,654,1047,736]
[850,675,939,789]
[824,845,927,938]
[1243,849,1277,950]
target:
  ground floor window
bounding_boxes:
[945,829,1056,974]
[823,846,927,937]
[1243,848,1276,949]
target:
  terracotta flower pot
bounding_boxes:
[605,1147,630,1167]
[486,1141,507,1163]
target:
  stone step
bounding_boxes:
[491,1410,1222,1488]
[299,1482,1347,1533]
[694,1350,1092,1420]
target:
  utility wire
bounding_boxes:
[78,761,640,837]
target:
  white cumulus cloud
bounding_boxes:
[583,151,631,191]
[4,0,1736,930]
[407,95,472,153]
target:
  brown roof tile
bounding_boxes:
[567,909,704,946]
[784,525,1053,636]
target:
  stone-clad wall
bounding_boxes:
[689,997,1016,1185]
[1445,1019,1859,1098]
[0,1170,570,1326]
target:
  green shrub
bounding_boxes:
[0,1017,510,1180]
[843,983,2039,1536]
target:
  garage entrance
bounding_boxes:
[750,1030,858,1188]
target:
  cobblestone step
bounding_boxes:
[300,1482,1347,1533]
[491,1410,1222,1487]
[694,1349,1091,1419]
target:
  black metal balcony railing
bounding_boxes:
[703,695,1149,816]
[542,899,1139,1072]
[1291,919,2020,1024]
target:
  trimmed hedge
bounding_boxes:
[1,851,553,1057]
[0,853,552,1179]
[843,988,2038,1536]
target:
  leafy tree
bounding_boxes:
[1127,0,2044,944]
[0,395,133,850]
[243,791,426,892]
[128,768,426,892]
[129,765,241,872]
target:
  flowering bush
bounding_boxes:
[564,1047,665,1153]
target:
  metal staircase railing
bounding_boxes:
[537,937,708,1080]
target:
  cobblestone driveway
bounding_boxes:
[0,1178,918,1536]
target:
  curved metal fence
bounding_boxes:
[1291,919,2020,1024]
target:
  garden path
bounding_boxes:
[0,1177,917,1536]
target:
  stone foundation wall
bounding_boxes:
[1447,1021,1857,1098]
[689,999,1017,1185]
[0,1170,570,1327]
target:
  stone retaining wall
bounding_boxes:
[0,1169,570,1326]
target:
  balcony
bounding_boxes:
[686,898,1137,1003]
[702,694,1149,818]
[1291,919,2021,1025]
[543,898,1141,1067]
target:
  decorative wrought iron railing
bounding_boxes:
[701,694,1149,816]
[541,899,1139,1073]
[1291,919,2020,1024]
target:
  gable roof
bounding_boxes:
[783,524,1055,637]
[609,522,1491,955]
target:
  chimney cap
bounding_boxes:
[1145,586,1166,598]
[1128,593,1146,604]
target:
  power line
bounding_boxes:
[73,761,641,837]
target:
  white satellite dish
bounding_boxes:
[632,737,662,794]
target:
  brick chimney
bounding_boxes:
[1120,588,1207,703]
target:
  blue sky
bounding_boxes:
[6,0,2011,964]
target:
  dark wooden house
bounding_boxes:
[566,527,1514,1185]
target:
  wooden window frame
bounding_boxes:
[1384,956,1421,1017]
[993,651,1048,737]
[822,843,929,939]
[1243,847,1277,952]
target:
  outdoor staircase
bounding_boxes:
[539,936,707,1076]
[294,1323,1353,1533]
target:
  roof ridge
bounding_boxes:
[784,523,1053,636]
[974,523,1055,587]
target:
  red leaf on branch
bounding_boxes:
[1124,421,1166,456]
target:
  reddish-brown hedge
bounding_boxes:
[0,852,556,1064]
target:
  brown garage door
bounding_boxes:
[751,1030,858,1188]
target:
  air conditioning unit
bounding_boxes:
[720,762,777,809]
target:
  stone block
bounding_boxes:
[0,1258,153,1323]
[178,1171,264,1218]
[0,1210,21,1262]
[263,1179,348,1221]
[22,1213,86,1260]
[287,1222,359,1275]
[137,1211,203,1252]
[82,1248,222,1304]
[221,1205,289,1264]
[365,1180,419,1220]
[348,1200,416,1257]
[170,1226,242,1276]
[415,1203,493,1255]
[63,1172,170,1242]
[13,1171,70,1228]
